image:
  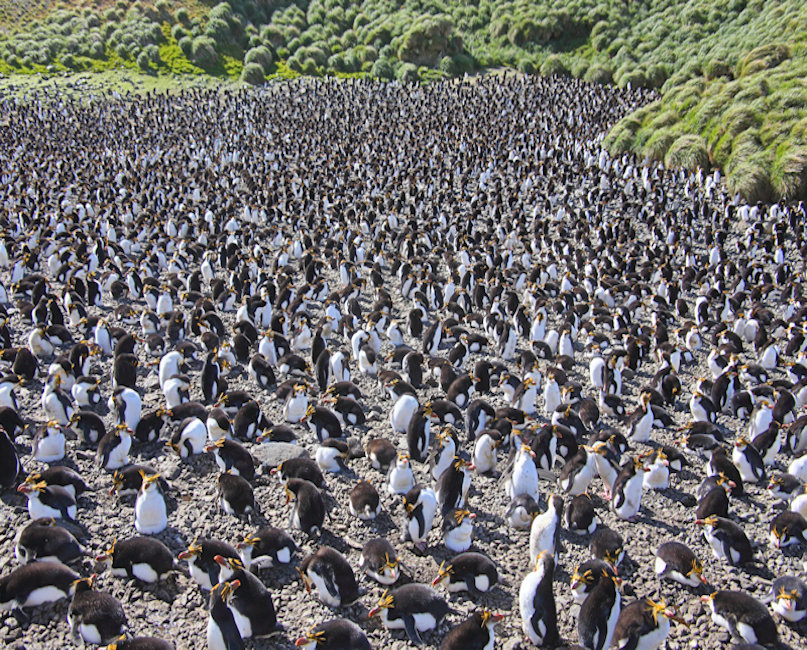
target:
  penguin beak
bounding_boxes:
[368,606,381,618]
[294,638,310,647]
[177,551,193,560]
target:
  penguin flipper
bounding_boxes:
[402,614,423,646]
[207,565,220,590]
[463,575,482,597]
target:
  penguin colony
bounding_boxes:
[0,75,806,650]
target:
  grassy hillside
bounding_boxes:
[0,0,805,201]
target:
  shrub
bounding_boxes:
[664,134,710,171]
[398,14,460,67]
[145,44,159,63]
[244,45,273,72]
[584,63,612,84]
[175,8,190,26]
[61,53,77,69]
[301,57,318,75]
[206,17,232,45]
[540,55,568,77]
[439,55,458,76]
[191,36,218,68]
[738,43,791,78]
[396,62,419,83]
[241,61,265,84]
[370,58,394,79]
[137,51,151,70]
[728,161,772,203]
[178,36,193,57]
[261,25,285,48]
[517,58,535,75]
[172,25,187,42]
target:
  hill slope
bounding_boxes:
[0,0,805,201]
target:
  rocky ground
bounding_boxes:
[0,82,806,650]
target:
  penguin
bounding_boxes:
[236,527,297,572]
[770,510,807,549]
[436,456,474,515]
[612,598,680,650]
[388,453,416,495]
[206,438,255,480]
[32,420,66,463]
[402,485,438,553]
[285,477,325,536]
[520,549,559,646]
[349,480,380,520]
[732,437,766,483]
[232,400,269,441]
[439,609,504,650]
[561,493,596,535]
[696,515,754,565]
[406,404,433,463]
[368,584,449,646]
[71,410,106,447]
[97,424,133,471]
[68,575,127,646]
[642,448,672,490]
[0,561,79,611]
[271,457,326,489]
[701,590,778,645]
[299,546,359,608]
[559,446,597,497]
[94,537,173,583]
[15,518,84,565]
[109,386,141,431]
[216,471,254,520]
[472,428,502,475]
[505,493,541,530]
[365,437,397,471]
[530,494,564,563]
[316,438,349,473]
[570,559,618,604]
[706,446,745,496]
[432,551,498,595]
[611,457,647,521]
[442,508,476,553]
[213,556,280,639]
[323,395,365,427]
[770,575,807,623]
[578,570,621,650]
[360,538,400,585]
[134,471,167,535]
[591,526,625,571]
[294,619,371,649]
[17,481,76,521]
[100,636,172,650]
[391,393,420,433]
[430,425,458,481]
[169,417,207,457]
[207,581,245,650]
[506,443,540,502]
[178,537,239,591]
[655,541,707,587]
[302,404,343,442]
[24,466,87,499]
[0,425,21,488]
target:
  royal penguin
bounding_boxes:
[233,400,269,441]
[0,561,79,611]
[442,508,476,553]
[67,575,127,646]
[32,420,66,463]
[316,438,349,474]
[178,537,239,590]
[612,598,680,650]
[70,410,106,447]
[577,570,621,650]
[108,386,141,431]
[611,457,647,520]
[401,485,437,553]
[530,494,564,563]
[359,538,400,585]
[519,549,559,646]
[505,494,541,529]
[770,575,807,622]
[700,590,778,645]
[654,541,707,587]
[506,443,540,502]
[206,581,245,650]
[432,551,497,596]
[472,428,502,475]
[134,471,167,535]
[302,404,343,442]
[570,559,618,604]
[169,417,207,457]
[696,515,754,566]
[15,518,84,565]
[388,452,415,495]
[406,404,433,463]
[368,583,449,646]
[365,437,397,471]
[294,618,371,650]
[299,546,359,608]
[591,525,625,571]
[770,510,807,549]
[732,437,767,484]
[439,609,504,650]
[559,446,597,496]
[205,438,254,481]
[96,424,133,471]
[109,465,159,498]
[271,457,326,489]
[429,425,458,481]
[94,537,173,583]
[17,480,76,521]
[349,480,380,520]
[565,493,597,535]
[236,527,297,572]
[436,457,474,515]
[213,555,280,639]
[285,478,325,536]
[390,393,420,434]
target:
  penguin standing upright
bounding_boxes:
[611,457,647,521]
[178,537,239,590]
[578,570,621,650]
[134,471,167,535]
[401,484,437,553]
[529,495,564,563]
[213,555,280,639]
[519,550,559,647]
[207,581,245,650]
[0,425,21,488]
[612,598,679,650]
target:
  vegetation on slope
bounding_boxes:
[0,0,805,200]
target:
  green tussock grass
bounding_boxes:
[0,0,805,199]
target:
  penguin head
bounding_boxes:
[94,539,117,565]
[17,478,47,495]
[687,557,707,584]
[71,573,98,595]
[570,565,596,590]
[396,452,410,468]
[775,586,799,613]
[139,470,161,493]
[212,579,240,604]
[695,515,719,530]
[295,627,326,648]
[236,533,261,550]
[214,554,244,579]
[379,553,400,583]
[480,608,505,628]
[368,589,395,617]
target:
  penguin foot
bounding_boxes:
[12,607,30,627]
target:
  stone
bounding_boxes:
[253,442,309,471]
